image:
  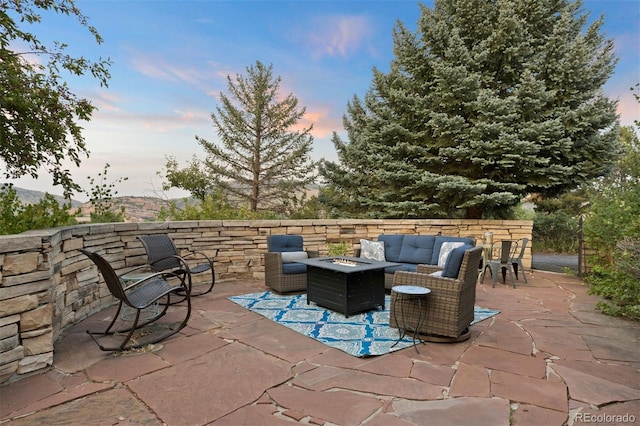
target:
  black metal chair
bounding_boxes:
[80,249,191,351]
[137,234,216,297]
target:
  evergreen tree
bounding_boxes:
[320,0,620,219]
[165,61,316,214]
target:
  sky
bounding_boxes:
[6,0,640,202]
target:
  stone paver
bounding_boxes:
[85,350,169,382]
[213,403,302,425]
[5,387,160,425]
[512,403,569,426]
[552,364,639,406]
[410,360,456,387]
[268,385,383,425]
[449,363,490,398]
[474,317,534,356]
[460,344,547,378]
[393,397,511,426]
[1,272,639,426]
[127,342,292,425]
[490,369,568,412]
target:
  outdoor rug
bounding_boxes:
[228,291,500,357]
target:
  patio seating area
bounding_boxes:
[1,270,638,425]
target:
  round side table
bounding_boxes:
[391,285,431,353]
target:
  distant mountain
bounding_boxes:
[10,185,320,222]
[76,196,174,222]
[11,186,83,208]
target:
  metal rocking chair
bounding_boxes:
[80,249,191,351]
[137,234,216,297]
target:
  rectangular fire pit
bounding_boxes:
[297,257,399,316]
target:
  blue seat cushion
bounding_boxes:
[378,235,404,262]
[282,262,307,274]
[431,236,475,265]
[442,244,474,278]
[398,235,436,264]
[384,263,417,274]
[269,235,304,252]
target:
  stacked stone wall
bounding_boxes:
[0,219,532,385]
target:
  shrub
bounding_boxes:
[327,241,350,256]
[532,211,579,253]
[584,237,640,320]
[0,184,77,234]
[157,190,277,221]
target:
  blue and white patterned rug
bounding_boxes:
[228,291,500,357]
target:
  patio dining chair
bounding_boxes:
[510,238,529,283]
[137,234,216,297]
[482,240,518,288]
[80,249,191,351]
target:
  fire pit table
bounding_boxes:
[297,257,399,317]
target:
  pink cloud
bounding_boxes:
[91,90,122,113]
[304,15,374,59]
[291,106,343,139]
[128,49,229,89]
[616,95,638,127]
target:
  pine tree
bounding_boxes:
[320,0,620,219]
[168,61,316,214]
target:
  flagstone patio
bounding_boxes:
[1,270,638,425]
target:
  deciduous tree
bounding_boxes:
[321,0,620,219]
[1,0,111,198]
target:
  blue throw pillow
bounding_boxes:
[442,244,473,278]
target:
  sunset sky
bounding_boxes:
[7,0,640,201]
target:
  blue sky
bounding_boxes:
[9,0,640,201]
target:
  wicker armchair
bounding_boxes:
[264,235,318,293]
[390,246,483,342]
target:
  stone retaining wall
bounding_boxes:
[0,219,532,385]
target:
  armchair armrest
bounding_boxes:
[416,264,442,274]
[393,270,463,295]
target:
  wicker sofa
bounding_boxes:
[360,234,476,289]
[389,246,483,342]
